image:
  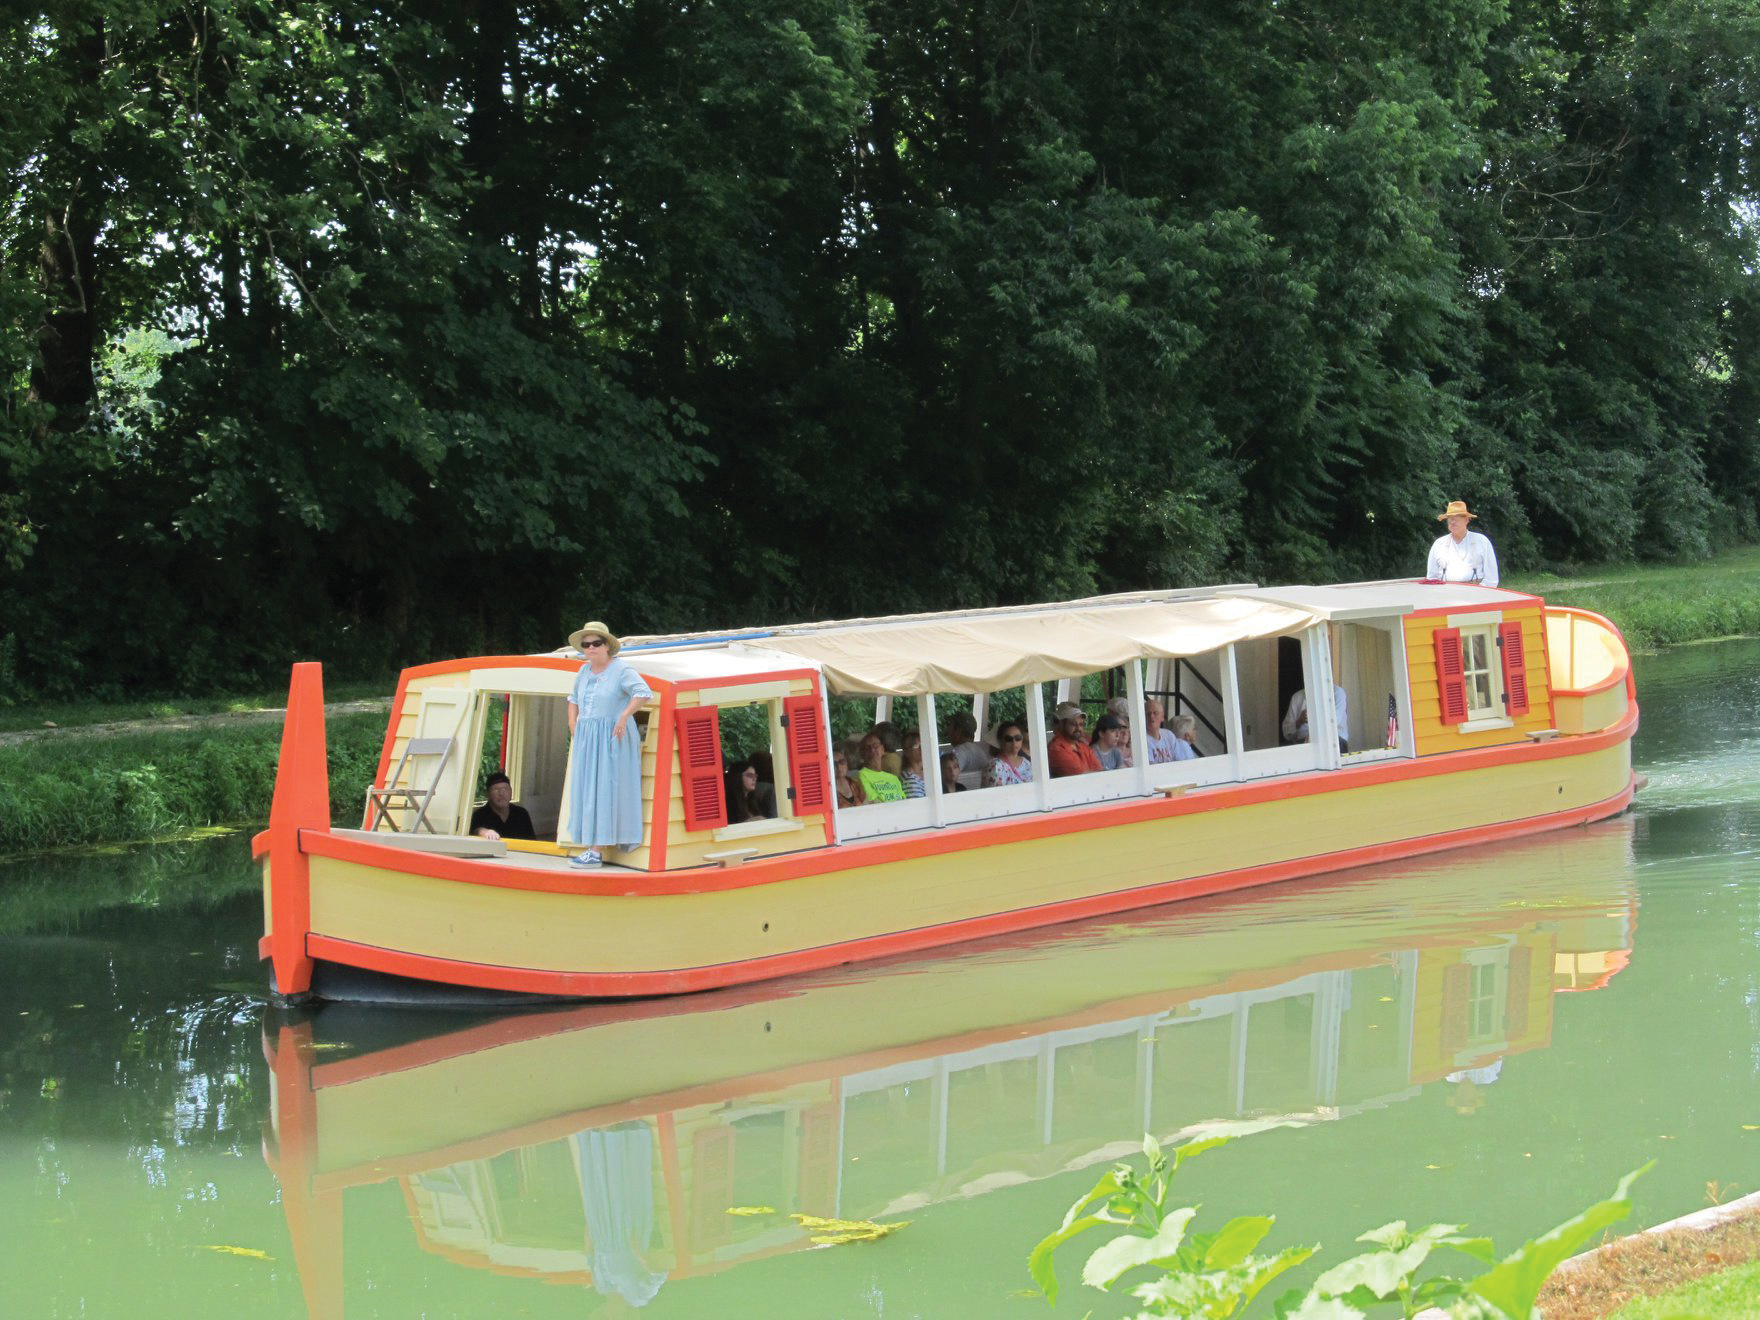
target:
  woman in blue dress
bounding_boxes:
[563,621,653,867]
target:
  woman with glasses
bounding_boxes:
[563,621,653,867]
[985,721,1034,786]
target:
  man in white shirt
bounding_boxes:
[1426,500,1500,587]
[1282,684,1348,751]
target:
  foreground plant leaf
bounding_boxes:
[726,1205,777,1216]
[1083,1207,1197,1290]
[1464,1163,1652,1319]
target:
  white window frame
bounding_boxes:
[1447,611,1515,734]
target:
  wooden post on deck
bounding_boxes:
[268,662,329,1002]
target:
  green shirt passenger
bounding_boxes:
[856,733,907,803]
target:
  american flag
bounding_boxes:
[1385,693,1399,749]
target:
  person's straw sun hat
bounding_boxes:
[567,621,621,656]
[1436,500,1478,522]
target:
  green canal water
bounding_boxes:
[2,640,1757,1318]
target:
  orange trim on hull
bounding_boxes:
[303,775,1635,999]
[301,701,1639,898]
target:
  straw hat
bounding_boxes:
[1436,500,1478,522]
[567,621,621,656]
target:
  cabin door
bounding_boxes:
[507,695,570,838]
[413,687,473,833]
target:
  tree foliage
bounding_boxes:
[3,0,1757,696]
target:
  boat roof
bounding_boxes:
[531,579,1538,696]
[1236,580,1537,620]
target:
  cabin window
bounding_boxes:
[1144,652,1227,758]
[1460,626,1500,720]
[688,693,829,834]
[1333,621,1405,757]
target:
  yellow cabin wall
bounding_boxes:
[1404,608,1554,756]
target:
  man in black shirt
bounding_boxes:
[468,772,536,841]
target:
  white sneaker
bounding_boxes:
[570,849,603,867]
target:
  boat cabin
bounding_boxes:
[364,581,1566,870]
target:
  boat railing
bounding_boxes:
[1543,607,1634,735]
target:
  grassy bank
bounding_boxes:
[0,713,388,855]
[0,678,391,735]
[1511,545,1760,650]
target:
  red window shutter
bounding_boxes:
[1434,628,1468,725]
[674,706,727,831]
[784,695,831,816]
[1504,946,1533,1039]
[1440,962,1472,1055]
[1499,621,1530,717]
[796,1101,839,1208]
[689,1123,735,1249]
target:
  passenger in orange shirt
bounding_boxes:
[1047,702,1103,777]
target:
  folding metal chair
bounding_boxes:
[365,736,457,833]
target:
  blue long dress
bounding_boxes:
[563,658,653,849]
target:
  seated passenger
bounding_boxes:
[985,721,1034,786]
[748,749,775,786]
[726,760,778,823]
[1091,713,1129,770]
[468,772,537,841]
[943,709,990,779]
[856,732,907,802]
[1047,703,1103,777]
[1282,684,1349,752]
[1105,698,1134,767]
[868,721,904,776]
[940,751,969,793]
[1143,699,1181,764]
[834,745,866,809]
[899,731,928,798]
[1169,713,1200,759]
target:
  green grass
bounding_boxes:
[1509,545,1760,650]
[0,712,389,855]
[1604,1256,1760,1317]
[0,678,392,734]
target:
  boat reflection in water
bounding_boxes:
[262,819,1636,1315]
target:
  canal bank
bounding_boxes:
[0,705,390,855]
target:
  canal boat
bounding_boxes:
[261,825,1638,1314]
[255,580,1638,1002]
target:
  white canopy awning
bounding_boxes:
[749,596,1319,696]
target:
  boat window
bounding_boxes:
[1458,625,1502,720]
[967,686,1029,791]
[1333,620,1405,757]
[715,703,784,822]
[1233,636,1288,753]
[1144,653,1227,758]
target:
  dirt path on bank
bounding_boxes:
[0,699,392,748]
